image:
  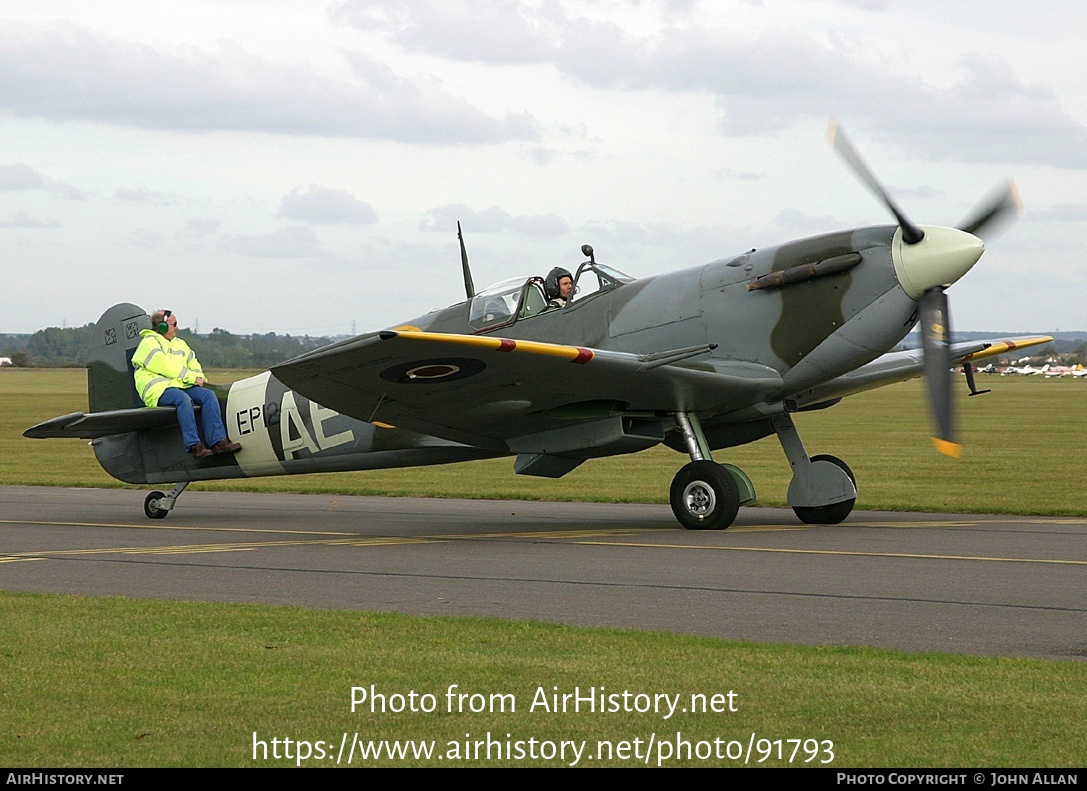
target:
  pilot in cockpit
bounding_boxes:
[544,267,574,309]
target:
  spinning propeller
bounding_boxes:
[827,120,1021,457]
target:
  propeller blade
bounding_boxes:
[957,180,1021,239]
[827,118,926,244]
[918,287,960,457]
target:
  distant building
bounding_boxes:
[0,357,12,367]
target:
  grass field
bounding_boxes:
[3,593,1086,768]
[2,367,1085,767]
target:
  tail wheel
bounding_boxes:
[792,454,856,525]
[144,491,169,520]
[670,461,740,530]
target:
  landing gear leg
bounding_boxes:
[771,414,856,524]
[669,412,752,530]
[144,481,189,520]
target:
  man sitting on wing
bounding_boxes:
[132,309,241,460]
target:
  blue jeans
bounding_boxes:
[158,386,227,452]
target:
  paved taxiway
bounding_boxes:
[1,485,1084,661]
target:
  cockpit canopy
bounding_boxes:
[467,261,634,332]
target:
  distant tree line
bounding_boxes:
[179,328,335,369]
[1,325,335,368]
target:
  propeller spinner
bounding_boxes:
[827,120,1020,457]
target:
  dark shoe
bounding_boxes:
[189,442,213,459]
[211,438,242,454]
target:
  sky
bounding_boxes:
[1,0,1084,336]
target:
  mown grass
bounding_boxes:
[2,592,1085,768]
[4,367,1085,515]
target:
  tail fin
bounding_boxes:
[87,303,150,412]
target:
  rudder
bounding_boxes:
[87,303,150,412]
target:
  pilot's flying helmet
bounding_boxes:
[544,267,573,300]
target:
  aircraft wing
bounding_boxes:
[273,330,782,450]
[795,336,1053,408]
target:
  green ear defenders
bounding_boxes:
[156,309,173,335]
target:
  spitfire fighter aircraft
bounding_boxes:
[26,125,1050,529]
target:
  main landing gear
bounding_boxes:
[143,482,189,519]
[669,413,755,530]
[667,411,857,530]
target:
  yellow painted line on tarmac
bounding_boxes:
[846,520,982,529]
[3,535,451,559]
[845,518,1087,531]
[725,525,810,533]
[324,537,445,547]
[2,525,814,560]
[574,541,1087,566]
[2,528,652,560]
[445,525,805,541]
[0,519,653,542]
[462,528,651,540]
[115,545,260,555]
[5,540,312,557]
[0,519,357,537]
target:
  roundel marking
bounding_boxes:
[407,363,460,379]
[379,357,486,385]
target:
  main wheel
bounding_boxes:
[144,491,169,520]
[670,461,740,530]
[792,454,856,525]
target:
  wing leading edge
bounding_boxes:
[273,330,782,451]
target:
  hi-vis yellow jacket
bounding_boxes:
[132,329,206,407]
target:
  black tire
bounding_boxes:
[144,491,169,520]
[792,454,856,525]
[670,461,740,530]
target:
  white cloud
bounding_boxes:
[335,1,1087,168]
[422,204,569,237]
[0,19,538,144]
[114,186,178,205]
[0,210,60,228]
[331,0,558,64]
[0,163,85,199]
[187,217,221,235]
[526,147,556,166]
[773,208,845,237]
[49,182,88,201]
[220,225,329,258]
[716,168,765,181]
[1033,204,1087,222]
[279,184,378,224]
[130,229,164,248]
[0,163,46,190]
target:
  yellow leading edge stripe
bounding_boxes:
[393,329,594,362]
[963,336,1052,362]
